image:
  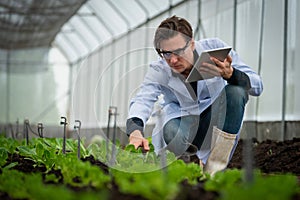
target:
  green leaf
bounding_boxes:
[124,144,136,152]
[17,146,37,156]
[3,162,18,169]
[0,147,8,167]
[44,173,60,183]
[35,142,44,158]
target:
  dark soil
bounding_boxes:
[6,153,47,173]
[228,137,300,176]
[182,137,300,200]
[1,138,300,200]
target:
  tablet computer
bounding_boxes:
[186,46,232,82]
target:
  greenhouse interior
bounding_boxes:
[1,0,299,144]
[0,0,300,200]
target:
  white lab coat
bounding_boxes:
[128,38,263,162]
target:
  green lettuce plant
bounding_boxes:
[205,169,299,200]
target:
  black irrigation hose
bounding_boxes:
[22,121,52,146]
[25,121,39,137]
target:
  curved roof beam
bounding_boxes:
[68,22,91,51]
[59,0,187,63]
[105,0,131,30]
[85,1,115,37]
[76,11,103,43]
[135,0,150,20]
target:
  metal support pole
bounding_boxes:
[111,107,117,165]
[106,108,112,162]
[24,119,29,145]
[194,0,205,40]
[60,117,68,154]
[38,123,44,138]
[6,50,10,125]
[16,119,19,139]
[8,123,14,139]
[74,120,82,159]
[107,106,118,166]
[233,0,238,49]
[255,0,265,139]
[281,0,288,141]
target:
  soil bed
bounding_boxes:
[1,138,300,200]
[228,137,300,176]
[178,137,300,200]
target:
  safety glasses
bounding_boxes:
[157,40,190,59]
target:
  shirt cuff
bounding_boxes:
[226,68,251,90]
[126,117,144,136]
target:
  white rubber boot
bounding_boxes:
[204,126,237,176]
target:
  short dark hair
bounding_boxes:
[154,15,193,51]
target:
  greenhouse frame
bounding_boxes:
[0,0,299,145]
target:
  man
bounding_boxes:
[126,16,263,175]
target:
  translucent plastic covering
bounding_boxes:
[0,0,299,141]
[0,0,86,49]
[53,0,183,63]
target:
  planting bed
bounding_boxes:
[0,136,299,200]
[228,138,300,176]
[184,137,300,200]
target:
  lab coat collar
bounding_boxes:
[166,66,197,101]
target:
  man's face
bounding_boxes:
[159,34,195,76]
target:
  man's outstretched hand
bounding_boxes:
[199,54,233,80]
[129,130,150,151]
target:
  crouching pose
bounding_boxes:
[126,16,263,175]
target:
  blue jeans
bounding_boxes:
[163,85,249,156]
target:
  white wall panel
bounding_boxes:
[285,0,300,120]
[235,0,262,121]
[256,0,284,121]
[2,0,299,136]
[70,0,300,130]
